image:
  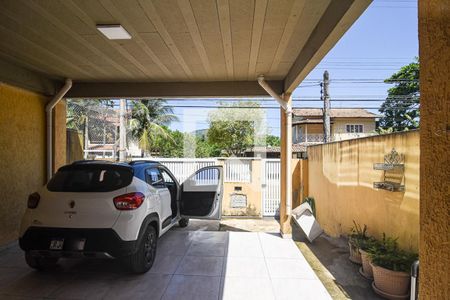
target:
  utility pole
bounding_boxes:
[322,70,331,143]
[119,99,127,161]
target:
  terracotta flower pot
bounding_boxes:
[359,249,373,279]
[348,240,362,264]
[371,262,410,300]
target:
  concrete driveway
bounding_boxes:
[0,224,331,300]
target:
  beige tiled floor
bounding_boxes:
[0,230,331,300]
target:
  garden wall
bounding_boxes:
[307,131,419,251]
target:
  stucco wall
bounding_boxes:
[221,159,262,217]
[418,0,449,298]
[0,83,47,245]
[308,131,419,250]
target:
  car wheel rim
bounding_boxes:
[144,230,156,264]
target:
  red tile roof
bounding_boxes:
[293,108,378,118]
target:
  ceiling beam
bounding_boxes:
[63,0,154,78]
[138,0,194,79]
[217,0,234,79]
[21,0,134,79]
[178,0,213,78]
[0,59,61,96]
[268,0,306,74]
[284,0,372,93]
[66,80,284,98]
[97,0,172,78]
[247,0,268,80]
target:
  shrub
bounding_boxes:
[368,233,418,272]
[348,220,368,247]
[358,236,379,251]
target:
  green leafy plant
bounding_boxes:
[348,221,369,247]
[302,197,316,217]
[368,233,418,272]
[357,236,379,251]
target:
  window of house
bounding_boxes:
[346,124,363,133]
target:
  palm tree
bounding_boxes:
[129,99,178,157]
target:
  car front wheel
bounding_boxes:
[124,224,157,274]
[178,218,189,228]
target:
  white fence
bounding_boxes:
[223,159,252,183]
[156,158,216,183]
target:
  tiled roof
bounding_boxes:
[293,119,324,125]
[247,144,307,153]
[292,108,378,118]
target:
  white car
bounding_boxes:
[19,160,223,273]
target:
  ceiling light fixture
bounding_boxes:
[96,24,132,40]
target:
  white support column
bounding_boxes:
[119,99,127,161]
[257,76,293,238]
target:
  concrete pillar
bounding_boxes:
[279,93,292,237]
[418,1,449,298]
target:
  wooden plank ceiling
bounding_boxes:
[0,0,371,96]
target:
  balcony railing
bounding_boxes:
[293,133,375,144]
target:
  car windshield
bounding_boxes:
[47,164,133,192]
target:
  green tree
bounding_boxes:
[265,135,280,147]
[129,99,178,157]
[379,59,420,132]
[152,127,184,157]
[207,102,265,156]
[194,135,221,157]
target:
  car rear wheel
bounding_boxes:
[178,218,189,228]
[25,252,59,270]
[124,224,157,274]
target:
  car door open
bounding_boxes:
[180,166,223,220]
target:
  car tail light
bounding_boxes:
[28,192,40,209]
[113,192,145,210]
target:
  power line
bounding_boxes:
[164,105,419,110]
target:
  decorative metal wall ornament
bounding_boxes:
[384,148,404,165]
[373,148,405,171]
[373,148,405,192]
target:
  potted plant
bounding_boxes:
[348,221,368,264]
[358,237,378,279]
[368,234,417,299]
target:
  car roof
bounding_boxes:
[70,160,161,168]
[68,160,165,181]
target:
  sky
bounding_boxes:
[166,0,419,136]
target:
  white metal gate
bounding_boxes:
[156,158,216,183]
[262,159,281,216]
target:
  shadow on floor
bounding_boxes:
[292,226,383,300]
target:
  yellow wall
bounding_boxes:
[221,159,262,217]
[66,129,84,163]
[418,1,449,298]
[0,83,47,245]
[292,159,308,209]
[307,131,419,251]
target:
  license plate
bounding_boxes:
[49,239,64,250]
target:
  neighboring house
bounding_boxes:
[244,144,307,159]
[292,108,378,145]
